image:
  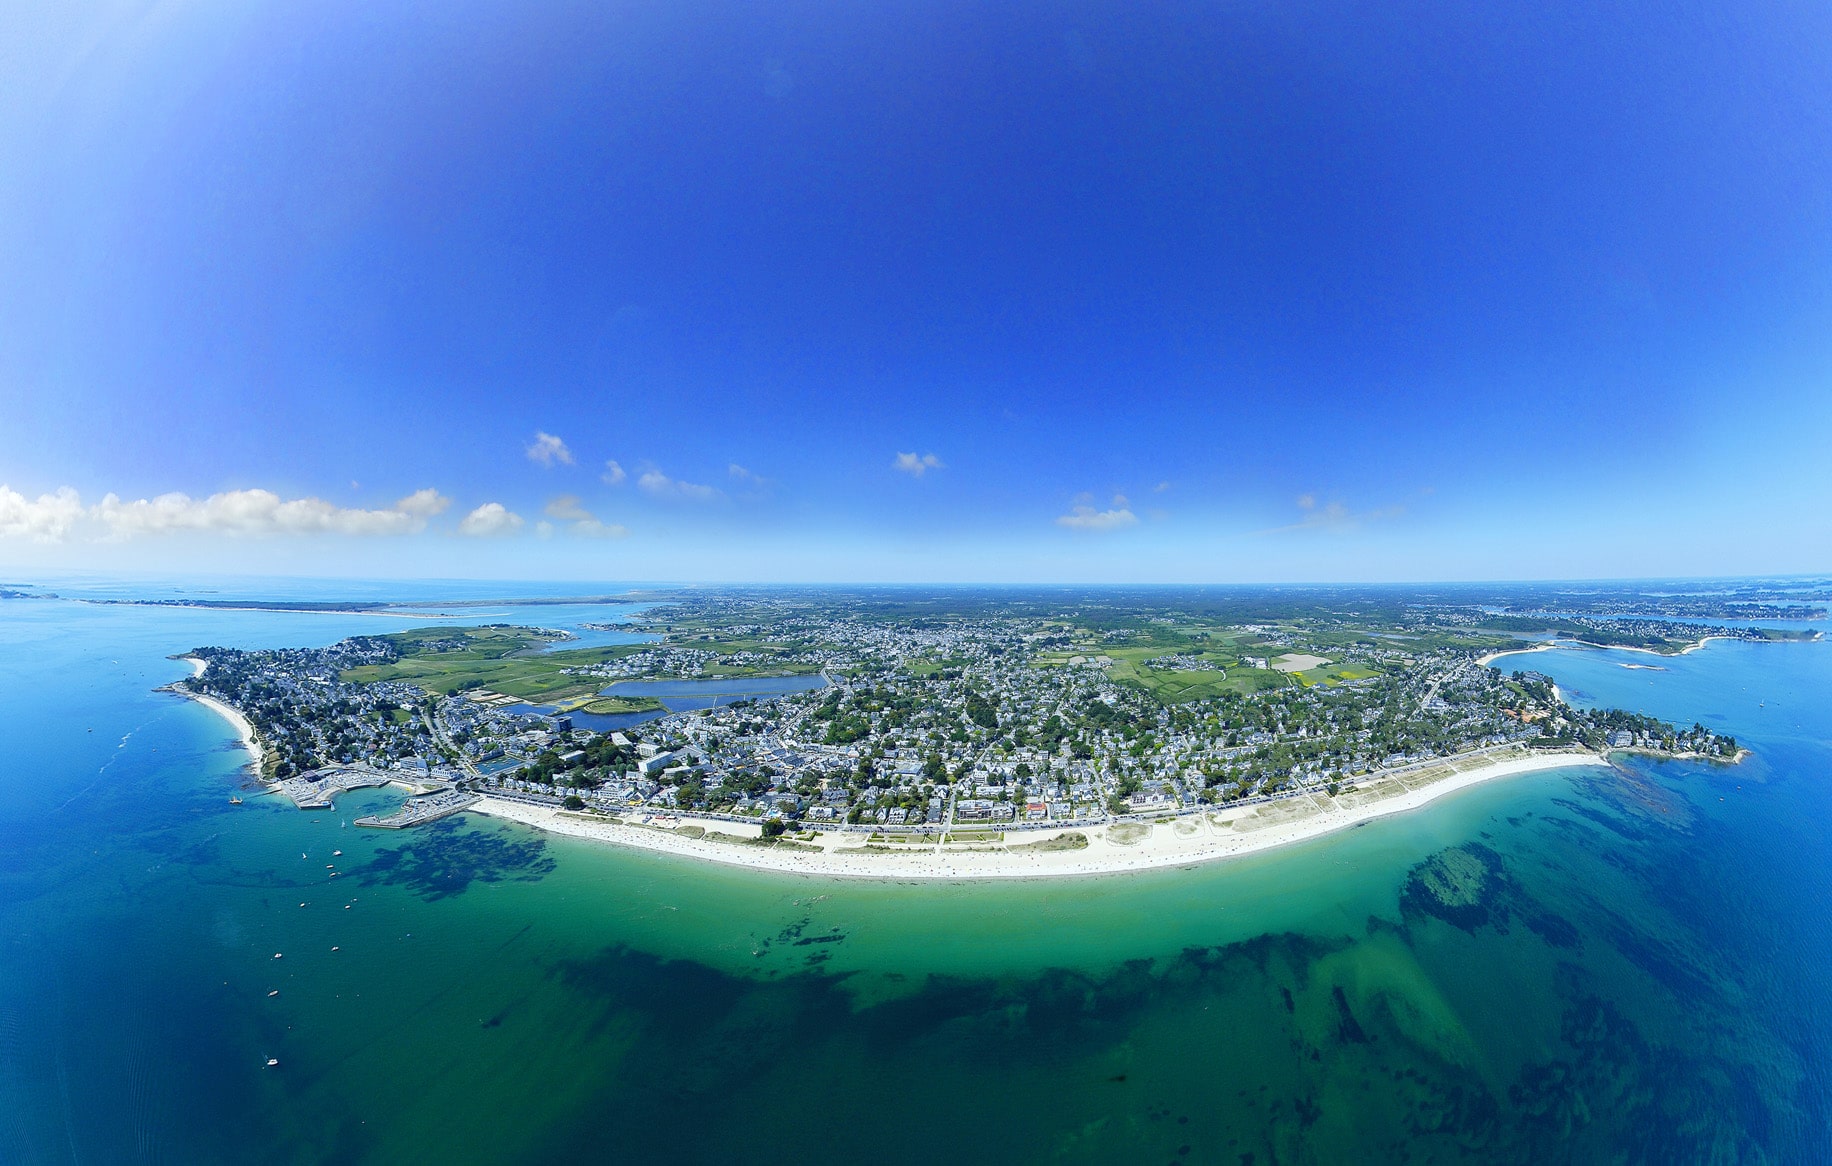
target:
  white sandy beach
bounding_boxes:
[175,657,263,770]
[1478,642,1559,667]
[472,749,1609,881]
[1480,635,1728,669]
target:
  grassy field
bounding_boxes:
[1080,645,1292,702]
[906,656,971,678]
[550,694,667,715]
[341,626,640,702]
[342,624,817,702]
[1293,663,1383,687]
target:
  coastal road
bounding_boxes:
[424,699,481,781]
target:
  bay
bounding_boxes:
[0,588,1827,1162]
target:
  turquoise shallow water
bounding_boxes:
[1,591,1828,1163]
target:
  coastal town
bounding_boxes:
[169,592,1752,868]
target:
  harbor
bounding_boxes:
[354,788,480,829]
[270,766,457,811]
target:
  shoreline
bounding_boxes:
[1478,641,1558,667]
[172,657,263,771]
[470,749,1611,881]
[1480,635,1733,670]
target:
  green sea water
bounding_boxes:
[1,588,1828,1163]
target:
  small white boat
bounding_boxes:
[273,952,283,959]
[265,1058,279,1068]
[267,990,279,997]
[332,850,342,857]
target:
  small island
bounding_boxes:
[160,588,1759,876]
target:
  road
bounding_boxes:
[935,793,956,854]
[423,698,482,781]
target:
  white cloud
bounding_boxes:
[0,484,463,542]
[572,518,629,539]
[602,459,627,486]
[728,463,770,487]
[539,494,630,538]
[0,485,84,541]
[1154,481,1171,493]
[1056,505,1138,531]
[394,488,451,518]
[637,469,719,501]
[525,432,574,467]
[457,502,525,537]
[544,494,591,520]
[91,488,452,539]
[1263,494,1405,534]
[893,451,944,477]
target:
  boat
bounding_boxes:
[267,990,279,997]
[229,796,243,804]
[265,1058,279,1068]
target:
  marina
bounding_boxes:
[270,767,456,810]
[354,788,481,829]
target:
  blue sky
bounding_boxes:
[2,0,1830,582]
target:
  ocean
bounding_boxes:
[0,583,1827,1163]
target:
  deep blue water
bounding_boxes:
[0,588,1829,1163]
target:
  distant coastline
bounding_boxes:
[471,749,1611,881]
[84,592,650,617]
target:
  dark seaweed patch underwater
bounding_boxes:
[521,847,1805,1166]
[352,816,557,900]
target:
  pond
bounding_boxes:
[506,672,830,732]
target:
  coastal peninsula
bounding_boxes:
[164,587,1752,878]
